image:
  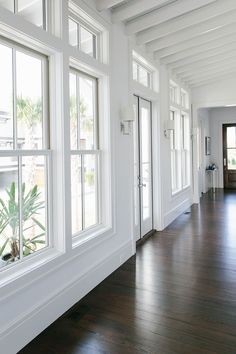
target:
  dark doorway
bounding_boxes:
[223,124,236,189]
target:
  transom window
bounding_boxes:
[0,39,50,269]
[69,17,97,58]
[133,60,152,89]
[170,83,178,104]
[0,0,47,29]
[69,69,100,236]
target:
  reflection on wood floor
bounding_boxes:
[20,190,236,354]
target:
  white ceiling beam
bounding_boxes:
[112,0,173,23]
[173,50,236,75]
[190,72,236,87]
[168,42,236,70]
[147,11,236,52]
[183,64,236,83]
[154,23,236,58]
[181,61,236,80]
[126,0,216,35]
[159,33,236,64]
[137,0,236,45]
[96,0,124,11]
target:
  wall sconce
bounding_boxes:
[164,120,175,139]
[120,105,135,135]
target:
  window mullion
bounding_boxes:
[42,0,47,31]
[77,74,80,150]
[18,155,23,261]
[14,0,18,13]
[81,154,85,230]
[12,47,17,150]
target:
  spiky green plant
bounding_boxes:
[0,182,45,262]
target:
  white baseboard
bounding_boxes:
[0,240,133,354]
[164,199,192,228]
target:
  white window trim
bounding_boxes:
[69,0,109,64]
[169,81,191,196]
[69,59,113,249]
[132,51,154,90]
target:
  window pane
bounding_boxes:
[22,155,47,257]
[79,76,96,150]
[133,62,138,81]
[0,0,14,11]
[69,19,78,47]
[0,157,19,268]
[70,73,78,150]
[18,0,43,28]
[71,155,82,234]
[16,51,43,150]
[183,115,190,150]
[227,149,236,170]
[139,65,148,87]
[80,26,95,57]
[0,43,13,150]
[142,162,151,220]
[227,127,236,148]
[84,154,98,229]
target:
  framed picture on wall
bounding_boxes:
[205,136,211,155]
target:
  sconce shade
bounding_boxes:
[120,105,135,122]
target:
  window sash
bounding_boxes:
[70,68,100,237]
[0,150,52,268]
[133,60,152,89]
[0,37,49,152]
[69,15,98,59]
[0,0,48,30]
[0,38,50,270]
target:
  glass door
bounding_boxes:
[133,96,153,240]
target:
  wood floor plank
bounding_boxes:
[19,191,236,354]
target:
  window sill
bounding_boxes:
[72,224,114,255]
[0,247,63,289]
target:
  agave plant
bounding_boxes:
[0,182,45,263]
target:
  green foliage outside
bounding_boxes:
[0,182,45,263]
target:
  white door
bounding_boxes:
[133,96,153,240]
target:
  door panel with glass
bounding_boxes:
[223,124,236,189]
[133,96,153,241]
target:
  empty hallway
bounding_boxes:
[20,191,236,354]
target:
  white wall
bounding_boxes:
[209,107,236,188]
[198,108,211,195]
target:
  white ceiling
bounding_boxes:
[96,0,236,87]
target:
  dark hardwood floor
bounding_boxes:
[20,190,236,354]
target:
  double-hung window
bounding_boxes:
[0,0,47,29]
[170,110,180,193]
[181,113,190,188]
[0,39,50,268]
[69,69,100,237]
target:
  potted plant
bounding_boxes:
[0,182,45,267]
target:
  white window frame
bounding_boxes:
[0,0,48,30]
[170,108,181,194]
[0,37,53,271]
[132,59,152,89]
[70,67,102,240]
[69,14,99,59]
[169,80,190,195]
[181,112,190,189]
[170,81,179,105]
